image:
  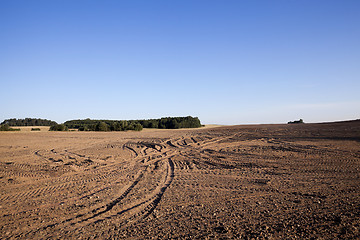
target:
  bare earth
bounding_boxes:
[1,121,359,239]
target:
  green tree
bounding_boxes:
[49,124,68,131]
[134,123,143,131]
[96,122,109,131]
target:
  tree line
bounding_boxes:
[138,116,202,129]
[64,116,202,131]
[1,118,57,126]
[1,116,202,132]
[63,119,143,131]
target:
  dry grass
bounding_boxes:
[15,126,51,132]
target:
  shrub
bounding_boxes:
[49,124,68,131]
[0,124,20,131]
[31,128,41,131]
[0,124,10,131]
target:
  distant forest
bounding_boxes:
[64,116,202,131]
[0,116,202,131]
[1,118,57,126]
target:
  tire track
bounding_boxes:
[74,168,146,224]
[5,137,198,237]
[123,145,139,157]
[140,158,174,219]
[14,166,146,238]
[70,157,174,230]
[0,166,130,203]
[89,158,175,227]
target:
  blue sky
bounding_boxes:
[1,1,359,124]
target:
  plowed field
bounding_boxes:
[1,121,360,239]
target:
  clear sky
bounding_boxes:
[1,0,359,125]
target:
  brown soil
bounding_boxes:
[1,121,360,239]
